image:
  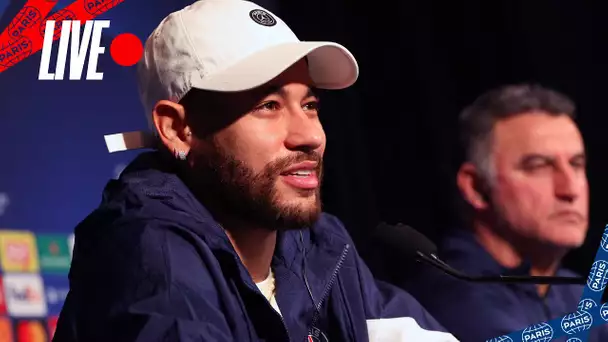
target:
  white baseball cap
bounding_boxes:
[104,0,359,153]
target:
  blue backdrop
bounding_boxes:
[0,0,213,339]
[0,0,197,233]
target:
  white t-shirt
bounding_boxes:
[255,269,282,316]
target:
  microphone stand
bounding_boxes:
[416,251,587,285]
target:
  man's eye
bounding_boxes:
[303,101,320,111]
[524,161,549,170]
[571,158,586,169]
[256,101,280,111]
[520,156,552,171]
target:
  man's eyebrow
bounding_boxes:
[262,85,320,99]
[306,87,320,99]
[519,154,553,164]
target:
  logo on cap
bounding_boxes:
[249,9,276,27]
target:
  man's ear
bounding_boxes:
[152,100,193,153]
[457,162,490,210]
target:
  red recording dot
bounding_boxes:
[110,33,143,67]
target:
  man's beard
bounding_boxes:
[186,143,323,231]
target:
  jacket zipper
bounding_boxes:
[308,244,351,335]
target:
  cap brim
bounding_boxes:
[191,41,359,92]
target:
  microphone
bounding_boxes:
[372,223,586,285]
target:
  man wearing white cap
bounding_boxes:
[53,1,458,341]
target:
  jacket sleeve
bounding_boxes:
[53,219,236,342]
[320,213,459,342]
[354,251,461,342]
[403,269,531,341]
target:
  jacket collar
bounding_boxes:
[439,228,533,277]
[439,227,582,298]
[114,151,349,290]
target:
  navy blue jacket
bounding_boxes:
[53,152,458,342]
[401,228,608,342]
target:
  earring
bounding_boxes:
[174,148,187,161]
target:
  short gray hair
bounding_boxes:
[459,84,576,184]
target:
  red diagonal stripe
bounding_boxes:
[0,0,125,73]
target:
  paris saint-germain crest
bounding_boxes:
[307,327,329,342]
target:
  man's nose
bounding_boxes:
[554,165,582,203]
[284,110,324,152]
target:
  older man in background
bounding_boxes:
[401,84,607,341]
